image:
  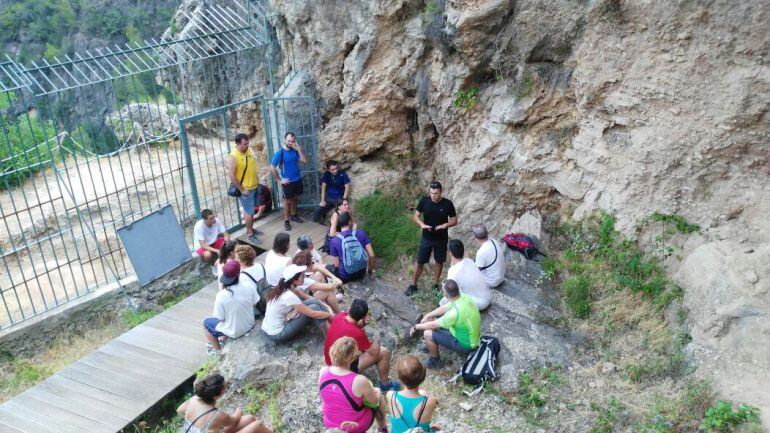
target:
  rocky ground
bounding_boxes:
[214,249,575,433]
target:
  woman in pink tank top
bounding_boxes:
[318,337,388,433]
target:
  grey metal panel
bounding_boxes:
[116,205,190,286]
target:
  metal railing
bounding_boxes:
[0,0,313,329]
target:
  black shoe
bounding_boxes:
[290,215,304,223]
[431,283,440,293]
[284,220,291,231]
[404,284,418,296]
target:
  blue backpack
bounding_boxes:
[336,230,368,274]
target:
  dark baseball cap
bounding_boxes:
[219,260,241,286]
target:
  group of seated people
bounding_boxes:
[187,192,505,432]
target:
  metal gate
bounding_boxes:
[0,0,314,329]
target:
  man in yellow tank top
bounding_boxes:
[227,133,261,243]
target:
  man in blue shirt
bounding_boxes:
[269,132,307,231]
[313,159,350,224]
[328,212,377,283]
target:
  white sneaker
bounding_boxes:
[210,265,217,277]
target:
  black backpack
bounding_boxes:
[448,336,501,396]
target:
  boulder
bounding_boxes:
[677,241,770,426]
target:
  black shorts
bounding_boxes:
[282,180,303,199]
[432,328,473,355]
[416,238,448,265]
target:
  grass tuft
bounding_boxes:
[355,191,421,268]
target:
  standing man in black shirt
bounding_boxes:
[405,181,458,296]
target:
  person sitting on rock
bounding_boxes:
[203,261,260,356]
[261,264,334,343]
[443,239,491,310]
[387,355,439,433]
[265,232,292,287]
[295,234,323,265]
[254,180,273,222]
[313,159,351,224]
[328,212,376,283]
[409,279,481,369]
[319,336,388,433]
[178,373,273,433]
[473,223,506,288]
[216,240,238,287]
[194,209,230,265]
[329,198,357,237]
[235,244,269,316]
[324,299,400,392]
[292,251,343,314]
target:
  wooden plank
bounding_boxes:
[57,365,149,408]
[34,379,134,423]
[0,407,60,433]
[120,325,204,360]
[76,353,182,392]
[42,373,142,413]
[103,340,196,375]
[83,350,187,388]
[0,400,85,433]
[99,342,191,376]
[22,387,124,430]
[0,421,25,433]
[9,393,108,433]
[143,314,206,339]
[116,328,202,370]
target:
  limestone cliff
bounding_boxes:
[167,0,769,424]
[267,0,769,420]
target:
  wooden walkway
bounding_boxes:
[0,212,329,433]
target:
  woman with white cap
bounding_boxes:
[261,264,335,342]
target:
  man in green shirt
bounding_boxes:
[409,279,481,369]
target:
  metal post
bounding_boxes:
[179,122,202,219]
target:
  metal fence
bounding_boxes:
[0,0,315,329]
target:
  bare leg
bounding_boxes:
[244,211,254,236]
[204,327,221,350]
[290,196,299,217]
[412,262,424,285]
[373,394,388,430]
[358,347,390,383]
[432,261,444,286]
[314,290,340,313]
[424,330,439,358]
[202,251,218,265]
[282,196,290,221]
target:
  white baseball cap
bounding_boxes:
[282,264,306,281]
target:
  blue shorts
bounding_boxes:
[432,328,473,355]
[203,317,224,338]
[239,189,258,215]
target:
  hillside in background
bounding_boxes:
[0,0,177,63]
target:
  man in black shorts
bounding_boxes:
[269,132,307,231]
[405,181,457,296]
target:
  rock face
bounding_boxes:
[264,0,769,417]
[676,242,770,425]
[168,0,769,420]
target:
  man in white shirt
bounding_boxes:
[193,209,230,264]
[203,261,259,356]
[295,234,323,264]
[444,239,491,310]
[473,224,506,288]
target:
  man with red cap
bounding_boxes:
[202,260,260,356]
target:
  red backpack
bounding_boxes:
[502,233,544,259]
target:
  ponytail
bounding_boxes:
[266,274,300,303]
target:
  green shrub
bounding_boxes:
[0,112,59,188]
[562,275,591,318]
[701,401,760,433]
[515,76,534,99]
[453,87,480,112]
[590,398,624,433]
[355,191,421,267]
[122,309,157,328]
[649,212,700,234]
